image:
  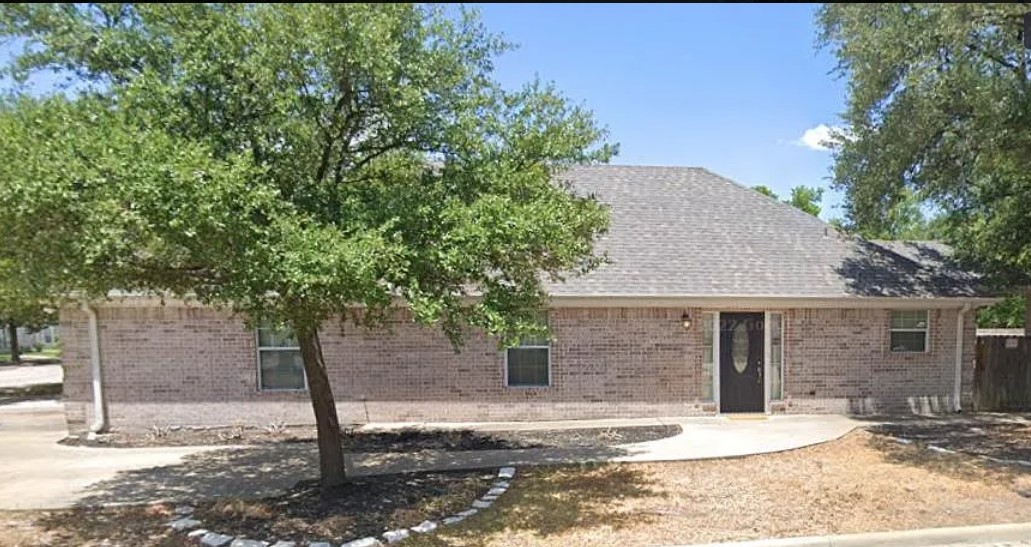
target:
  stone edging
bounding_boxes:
[166,466,517,547]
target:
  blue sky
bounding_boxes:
[1,4,846,219]
[476,3,846,219]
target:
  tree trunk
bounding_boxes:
[7,322,19,364]
[1025,286,1031,337]
[295,323,347,487]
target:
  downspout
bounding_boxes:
[953,303,971,413]
[82,303,107,436]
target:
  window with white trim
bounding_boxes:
[701,313,715,401]
[257,321,307,391]
[890,310,929,353]
[769,312,784,400]
[505,314,550,388]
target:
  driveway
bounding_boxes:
[0,405,857,509]
[0,401,223,509]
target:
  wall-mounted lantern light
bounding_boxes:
[681,312,693,331]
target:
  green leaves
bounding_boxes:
[820,3,1031,290]
[0,3,614,344]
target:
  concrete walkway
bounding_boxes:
[0,400,221,509]
[353,415,859,475]
[0,402,857,509]
[0,363,62,388]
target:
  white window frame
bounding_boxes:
[702,312,717,403]
[889,310,930,354]
[255,327,308,392]
[765,311,785,405]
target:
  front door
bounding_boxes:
[720,312,764,413]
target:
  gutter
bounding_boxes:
[954,303,972,412]
[82,303,107,437]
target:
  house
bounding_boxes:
[1,325,59,353]
[59,166,997,433]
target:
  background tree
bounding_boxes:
[0,259,55,363]
[751,184,824,216]
[819,3,1031,331]
[0,3,614,486]
[786,185,824,217]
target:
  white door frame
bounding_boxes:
[715,310,782,415]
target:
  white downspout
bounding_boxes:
[953,304,971,413]
[83,303,107,436]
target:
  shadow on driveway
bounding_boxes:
[77,444,316,506]
[76,442,633,506]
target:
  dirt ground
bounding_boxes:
[868,413,1031,462]
[6,430,1031,547]
[408,430,1031,547]
[61,424,681,451]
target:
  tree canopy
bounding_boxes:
[819,3,1031,290]
[0,3,614,485]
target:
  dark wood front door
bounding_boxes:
[720,312,764,413]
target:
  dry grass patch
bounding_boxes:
[410,430,1031,547]
[0,505,185,547]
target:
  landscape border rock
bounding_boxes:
[165,467,517,546]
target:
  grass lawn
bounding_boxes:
[408,430,1031,547]
[0,347,62,364]
[4,430,1031,547]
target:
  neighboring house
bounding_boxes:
[0,325,58,353]
[60,166,997,433]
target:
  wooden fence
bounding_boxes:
[974,335,1031,411]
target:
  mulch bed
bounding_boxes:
[61,424,681,451]
[193,470,492,544]
[0,470,492,547]
[867,413,1031,462]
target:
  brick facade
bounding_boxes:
[61,303,976,433]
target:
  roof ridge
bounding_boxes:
[692,167,843,234]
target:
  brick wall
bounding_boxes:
[60,303,976,432]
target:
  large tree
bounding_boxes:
[0,3,613,486]
[819,3,1031,329]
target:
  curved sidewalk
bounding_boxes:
[351,414,859,475]
[0,405,857,508]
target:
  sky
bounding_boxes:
[0,3,847,219]
[475,3,847,219]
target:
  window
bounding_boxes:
[505,315,551,388]
[769,312,784,400]
[256,321,306,391]
[702,313,715,401]
[890,310,929,353]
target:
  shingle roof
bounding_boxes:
[547,165,987,299]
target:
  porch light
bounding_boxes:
[681,312,693,330]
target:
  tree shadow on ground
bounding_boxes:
[865,426,1031,491]
[0,383,61,406]
[75,442,636,507]
[77,444,317,506]
[409,463,663,546]
[29,505,185,547]
[860,413,1031,462]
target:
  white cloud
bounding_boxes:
[795,124,844,152]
